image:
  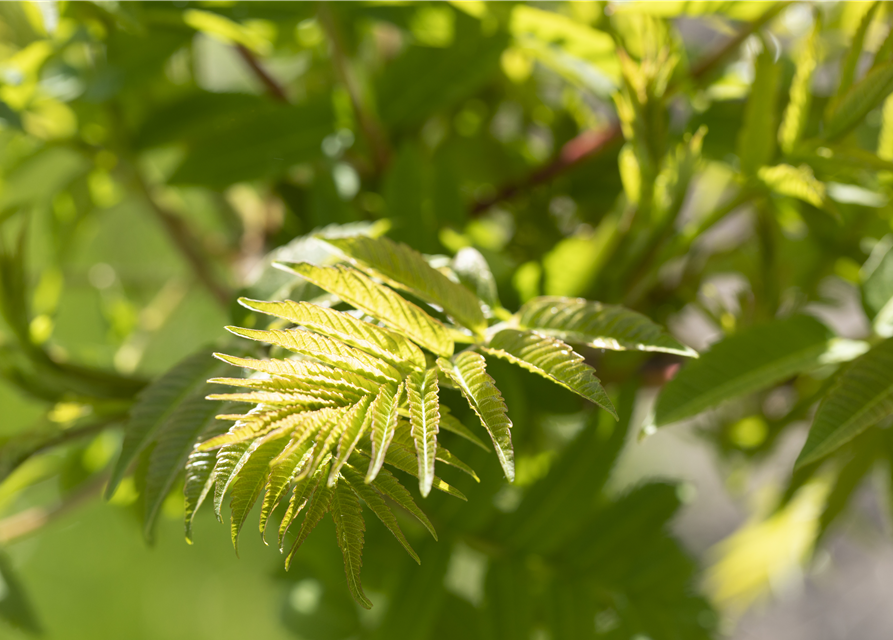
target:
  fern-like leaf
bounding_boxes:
[212,439,257,520]
[357,462,437,539]
[437,352,515,481]
[483,329,617,418]
[406,368,441,496]
[259,440,315,540]
[330,481,373,609]
[238,298,426,372]
[225,326,401,384]
[229,432,290,552]
[438,404,489,451]
[278,467,321,549]
[796,338,893,468]
[366,383,404,483]
[342,464,420,563]
[275,263,454,357]
[321,235,487,334]
[515,296,695,357]
[327,395,374,486]
[285,470,333,568]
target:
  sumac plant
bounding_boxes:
[165,234,694,607]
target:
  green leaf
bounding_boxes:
[815,431,880,544]
[277,263,454,357]
[107,350,221,498]
[375,13,508,130]
[796,338,893,467]
[482,329,617,418]
[406,367,441,496]
[321,235,487,334]
[212,353,379,398]
[437,352,514,481]
[229,432,290,552]
[439,404,489,451]
[342,464,420,563]
[757,163,829,210]
[169,99,334,186]
[737,42,780,175]
[366,383,404,483]
[212,440,255,520]
[654,315,857,426]
[259,440,315,540]
[830,3,879,114]
[825,61,893,141]
[225,326,402,384]
[331,481,372,609]
[184,415,231,543]
[357,445,467,501]
[142,363,230,539]
[278,466,322,549]
[515,296,695,357]
[238,298,427,372]
[285,472,334,569]
[452,247,501,310]
[327,395,374,486]
[779,16,820,154]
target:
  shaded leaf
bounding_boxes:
[797,338,893,467]
[229,432,290,551]
[825,61,893,141]
[737,42,780,175]
[655,315,857,426]
[331,481,372,609]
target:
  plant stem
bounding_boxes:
[235,44,289,103]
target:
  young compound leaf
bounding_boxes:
[757,164,831,212]
[796,338,893,468]
[277,263,454,357]
[482,329,617,418]
[278,465,323,549]
[285,472,334,569]
[779,15,820,154]
[213,353,379,398]
[439,404,490,451]
[367,383,405,483]
[356,445,467,501]
[331,481,373,609]
[225,326,401,384]
[515,296,696,357]
[437,352,515,481]
[737,41,780,175]
[342,464,420,564]
[259,440,315,540]
[184,415,231,543]
[107,350,221,498]
[229,432,290,552]
[406,367,441,496]
[654,315,861,426]
[328,395,374,486]
[238,298,427,372]
[825,61,893,141]
[321,235,487,334]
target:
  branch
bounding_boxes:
[132,171,232,308]
[469,2,791,216]
[235,44,289,103]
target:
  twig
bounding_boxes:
[235,44,289,103]
[131,171,232,308]
[319,3,391,172]
[469,2,791,216]
[0,473,107,545]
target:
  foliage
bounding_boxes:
[2,1,893,638]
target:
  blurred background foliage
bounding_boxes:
[2,1,893,639]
